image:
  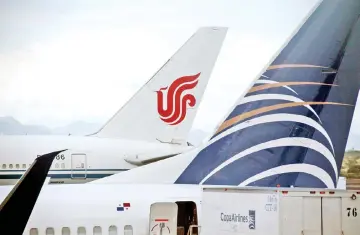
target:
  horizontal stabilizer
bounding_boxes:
[124,145,193,166]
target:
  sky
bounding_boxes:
[2,0,359,148]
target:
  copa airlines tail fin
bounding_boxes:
[91,0,360,188]
[175,0,360,188]
[91,27,227,145]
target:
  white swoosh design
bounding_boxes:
[238,163,334,188]
[208,113,333,154]
[237,94,321,123]
[199,137,337,184]
[255,79,298,95]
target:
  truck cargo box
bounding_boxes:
[201,186,360,235]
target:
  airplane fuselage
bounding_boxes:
[0,183,202,235]
[0,135,191,185]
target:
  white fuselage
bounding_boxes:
[0,183,202,235]
[0,135,191,185]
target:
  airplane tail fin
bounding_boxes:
[175,0,360,188]
[91,27,227,145]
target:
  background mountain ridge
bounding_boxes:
[0,116,208,145]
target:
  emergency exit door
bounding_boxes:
[71,153,87,179]
[149,202,178,235]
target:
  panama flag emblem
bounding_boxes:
[117,202,131,211]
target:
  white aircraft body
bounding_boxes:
[1,1,360,234]
[0,184,202,235]
[0,27,227,185]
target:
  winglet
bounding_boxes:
[0,149,66,235]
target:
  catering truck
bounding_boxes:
[145,181,347,235]
[200,186,360,235]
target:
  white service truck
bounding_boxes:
[201,186,359,235]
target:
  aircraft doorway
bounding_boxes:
[176,201,198,235]
[71,153,87,179]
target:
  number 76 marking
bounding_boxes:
[347,208,357,217]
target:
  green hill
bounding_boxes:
[341,150,360,178]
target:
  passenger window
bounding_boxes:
[93,226,102,235]
[61,163,65,169]
[2,164,5,169]
[9,164,13,169]
[30,228,39,235]
[62,227,71,235]
[16,164,20,169]
[109,225,117,235]
[124,225,133,235]
[22,164,26,169]
[78,227,86,235]
[46,227,55,235]
[55,163,59,168]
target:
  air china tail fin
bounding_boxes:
[91,27,227,145]
[90,0,360,188]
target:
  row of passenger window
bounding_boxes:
[1,163,29,169]
[29,225,133,235]
[1,163,66,170]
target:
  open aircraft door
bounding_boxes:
[71,153,87,179]
[149,202,178,235]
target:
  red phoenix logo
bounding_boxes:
[156,72,201,125]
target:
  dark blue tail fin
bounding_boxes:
[175,0,360,188]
